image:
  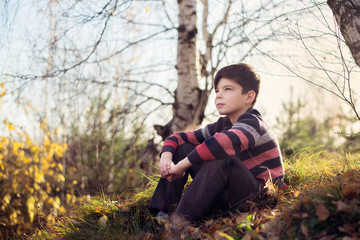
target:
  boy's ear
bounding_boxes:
[246,90,256,104]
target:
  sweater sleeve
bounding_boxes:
[160,117,229,156]
[187,112,260,165]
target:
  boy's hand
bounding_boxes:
[159,152,173,178]
[166,157,192,182]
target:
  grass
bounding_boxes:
[31,147,360,240]
[284,147,359,186]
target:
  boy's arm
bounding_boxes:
[187,114,259,165]
[160,116,229,156]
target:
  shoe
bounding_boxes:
[155,210,168,224]
[157,210,168,219]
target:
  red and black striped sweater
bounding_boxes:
[161,108,285,185]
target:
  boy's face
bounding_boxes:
[215,78,254,123]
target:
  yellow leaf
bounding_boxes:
[12,182,18,191]
[0,83,4,89]
[8,123,15,131]
[293,191,301,198]
[43,135,51,148]
[0,159,4,170]
[58,174,65,182]
[216,231,235,240]
[26,196,35,223]
[59,206,66,214]
[57,163,63,172]
[35,171,45,183]
[53,196,61,209]
[3,194,11,206]
[10,211,18,224]
[145,7,150,13]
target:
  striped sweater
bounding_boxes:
[161,108,285,184]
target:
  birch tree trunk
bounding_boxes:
[155,0,209,139]
[327,0,360,66]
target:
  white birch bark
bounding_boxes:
[154,0,234,139]
[327,0,360,66]
[172,0,199,133]
[155,0,203,139]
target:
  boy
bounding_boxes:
[149,63,285,226]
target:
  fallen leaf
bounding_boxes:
[301,224,309,238]
[341,170,360,184]
[318,234,337,240]
[205,219,214,227]
[332,200,352,212]
[222,217,234,226]
[98,215,108,227]
[338,223,357,234]
[342,183,360,199]
[316,204,330,221]
[293,191,301,198]
[293,212,308,218]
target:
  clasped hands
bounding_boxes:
[159,152,192,182]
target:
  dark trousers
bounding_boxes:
[149,144,263,220]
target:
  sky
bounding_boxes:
[0,0,359,140]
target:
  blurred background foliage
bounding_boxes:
[275,96,360,157]
[0,121,68,237]
[0,95,157,238]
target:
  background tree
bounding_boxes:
[1,0,295,139]
[275,94,337,156]
[154,0,294,139]
[327,0,360,67]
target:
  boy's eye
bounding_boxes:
[225,88,232,91]
[215,89,219,93]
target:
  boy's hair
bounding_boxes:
[214,63,261,105]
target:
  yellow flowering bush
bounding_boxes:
[0,120,69,238]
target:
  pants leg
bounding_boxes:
[174,157,262,221]
[148,143,201,212]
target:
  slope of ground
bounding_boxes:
[32,149,360,240]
